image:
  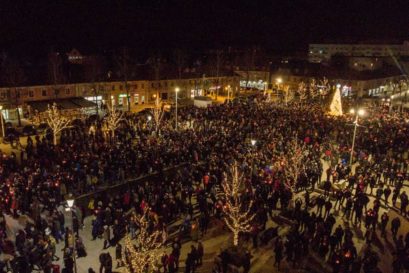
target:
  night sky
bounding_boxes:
[0,0,408,57]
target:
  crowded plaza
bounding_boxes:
[0,91,408,273]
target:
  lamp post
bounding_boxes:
[0,106,4,139]
[175,87,180,131]
[389,96,394,113]
[263,81,267,96]
[250,139,257,183]
[276,78,285,104]
[349,108,365,166]
[66,198,77,273]
[147,115,152,131]
[227,85,231,102]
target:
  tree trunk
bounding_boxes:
[53,133,57,145]
[233,231,239,246]
[16,107,22,127]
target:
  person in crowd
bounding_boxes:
[0,95,407,272]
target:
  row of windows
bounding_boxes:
[0,78,237,99]
[0,88,72,98]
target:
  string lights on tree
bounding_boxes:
[282,136,309,192]
[298,81,308,103]
[46,102,71,145]
[151,96,164,134]
[319,77,330,97]
[105,104,124,138]
[221,162,256,246]
[123,209,166,273]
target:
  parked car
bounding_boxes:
[71,119,84,128]
[37,123,50,134]
[3,127,20,144]
[22,125,37,136]
[86,114,99,126]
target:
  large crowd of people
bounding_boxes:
[0,94,408,273]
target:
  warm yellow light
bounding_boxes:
[349,109,355,114]
[175,87,180,93]
[276,78,282,84]
[358,109,365,116]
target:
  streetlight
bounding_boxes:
[147,115,152,122]
[175,87,180,131]
[227,85,231,102]
[349,108,365,166]
[0,106,4,139]
[263,81,267,96]
[66,197,77,273]
[250,139,257,183]
[390,95,394,113]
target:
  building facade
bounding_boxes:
[0,75,240,120]
[309,41,409,63]
[235,70,406,98]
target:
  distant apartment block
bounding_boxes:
[309,41,409,63]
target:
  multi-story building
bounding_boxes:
[235,69,405,98]
[0,75,240,121]
[309,41,409,63]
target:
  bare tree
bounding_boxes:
[309,78,319,99]
[285,86,295,104]
[87,56,106,117]
[298,81,308,103]
[46,103,71,145]
[319,77,330,97]
[48,50,65,98]
[282,136,309,192]
[123,209,166,273]
[115,47,132,112]
[105,104,124,138]
[244,47,257,88]
[173,49,186,79]
[213,49,223,99]
[151,96,164,134]
[222,162,256,246]
[1,55,26,126]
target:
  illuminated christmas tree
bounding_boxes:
[151,96,164,134]
[222,162,256,246]
[281,136,309,192]
[105,104,124,138]
[123,209,166,273]
[46,103,71,145]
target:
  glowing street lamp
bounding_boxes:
[0,105,4,139]
[251,139,257,146]
[349,108,365,165]
[147,115,152,122]
[66,197,77,273]
[175,87,180,131]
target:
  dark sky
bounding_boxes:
[0,0,408,57]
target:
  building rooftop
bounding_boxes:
[272,60,404,81]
